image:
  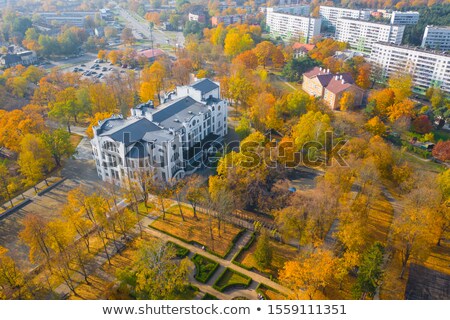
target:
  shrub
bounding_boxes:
[167,241,189,258]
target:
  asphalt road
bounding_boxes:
[117,7,184,47]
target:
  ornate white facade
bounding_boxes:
[91,79,227,185]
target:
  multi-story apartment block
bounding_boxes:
[302,67,364,110]
[319,5,371,29]
[370,42,450,94]
[91,79,228,185]
[335,18,405,53]
[266,7,321,42]
[35,11,99,27]
[421,26,450,51]
[389,11,419,25]
[211,14,246,27]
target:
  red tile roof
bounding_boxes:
[137,48,166,59]
[304,67,362,94]
[292,43,315,51]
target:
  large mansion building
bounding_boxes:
[91,79,227,185]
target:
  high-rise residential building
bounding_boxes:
[370,42,450,94]
[335,18,405,53]
[319,5,371,29]
[91,79,228,185]
[389,11,420,25]
[421,25,450,51]
[266,7,321,42]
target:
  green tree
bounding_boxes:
[352,242,384,299]
[41,129,75,167]
[254,230,273,268]
[235,117,251,139]
[117,240,193,299]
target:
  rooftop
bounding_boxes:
[137,48,166,59]
[190,78,219,95]
[338,17,402,27]
[374,42,450,56]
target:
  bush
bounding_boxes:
[213,268,252,292]
[191,254,219,283]
[202,293,219,300]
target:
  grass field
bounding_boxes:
[150,205,244,257]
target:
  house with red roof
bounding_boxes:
[302,67,364,110]
[136,48,166,62]
[292,42,315,58]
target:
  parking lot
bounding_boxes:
[71,59,139,81]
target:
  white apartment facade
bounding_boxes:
[266,8,321,42]
[91,79,228,185]
[319,5,371,29]
[335,18,405,53]
[390,11,420,25]
[36,11,99,27]
[421,26,450,51]
[370,42,450,94]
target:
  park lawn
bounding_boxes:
[214,268,252,291]
[69,232,159,300]
[380,251,408,300]
[239,238,298,279]
[150,205,244,257]
[70,133,83,149]
[366,192,394,245]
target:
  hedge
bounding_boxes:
[201,293,219,300]
[167,241,190,258]
[256,283,286,300]
[213,267,252,292]
[191,253,219,283]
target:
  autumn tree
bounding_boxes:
[232,50,258,69]
[17,134,53,192]
[85,112,113,139]
[339,91,355,111]
[280,249,337,299]
[48,87,78,132]
[235,117,252,140]
[185,175,204,219]
[0,246,28,299]
[388,72,413,103]
[224,29,254,57]
[412,115,433,134]
[392,186,441,279]
[0,162,16,208]
[356,63,371,89]
[387,99,415,122]
[365,116,386,136]
[291,111,332,156]
[117,240,193,299]
[121,28,135,46]
[19,215,52,269]
[98,50,107,60]
[432,141,450,162]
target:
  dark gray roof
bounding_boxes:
[152,96,208,130]
[100,118,162,145]
[191,78,219,95]
[1,54,22,66]
[126,142,149,159]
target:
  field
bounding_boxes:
[150,205,244,257]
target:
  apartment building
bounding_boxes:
[35,11,99,27]
[390,11,420,25]
[319,5,371,29]
[335,18,405,53]
[421,25,450,51]
[211,14,246,27]
[302,67,364,110]
[266,7,321,42]
[370,42,450,94]
[91,79,228,185]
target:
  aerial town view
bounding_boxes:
[0,0,449,313]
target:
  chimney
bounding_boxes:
[326,69,330,73]
[335,75,339,80]
[341,79,345,84]
[339,75,342,80]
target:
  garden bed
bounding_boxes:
[213,268,252,292]
[167,241,190,258]
[191,254,219,283]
